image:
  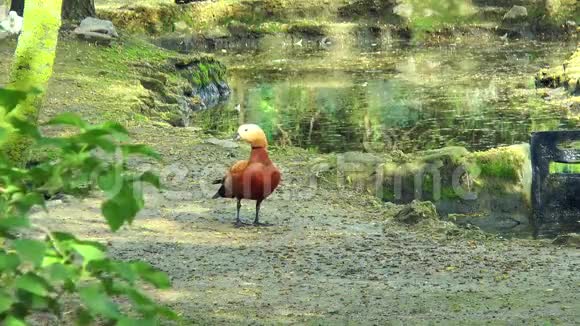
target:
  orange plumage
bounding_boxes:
[213,124,281,226]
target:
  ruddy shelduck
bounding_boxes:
[213,124,281,226]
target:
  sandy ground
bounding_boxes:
[31,125,580,325]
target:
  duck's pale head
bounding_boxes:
[237,124,268,148]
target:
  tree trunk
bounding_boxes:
[1,0,63,165]
[9,0,94,20]
[9,0,24,16]
[61,0,94,20]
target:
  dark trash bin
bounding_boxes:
[531,130,580,237]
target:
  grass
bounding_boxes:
[550,162,580,174]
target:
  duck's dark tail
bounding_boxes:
[212,178,225,198]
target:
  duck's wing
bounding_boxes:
[212,160,249,198]
[229,160,250,175]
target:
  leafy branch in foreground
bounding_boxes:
[0,89,177,325]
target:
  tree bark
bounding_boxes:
[9,0,95,20]
[61,0,94,20]
[1,0,63,165]
[9,0,24,16]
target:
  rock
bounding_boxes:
[310,162,332,177]
[74,17,119,43]
[552,233,580,247]
[394,200,439,225]
[419,146,469,163]
[503,6,528,20]
[174,21,189,33]
[0,11,23,35]
[205,137,239,149]
[140,77,166,94]
[393,3,413,19]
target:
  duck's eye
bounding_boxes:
[244,129,248,132]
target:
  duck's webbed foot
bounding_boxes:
[234,219,252,228]
[253,221,273,227]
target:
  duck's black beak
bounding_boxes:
[233,133,241,141]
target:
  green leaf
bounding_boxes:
[116,318,156,326]
[100,121,129,141]
[46,263,73,282]
[0,292,13,313]
[15,273,50,297]
[4,315,26,326]
[0,126,7,142]
[79,284,122,320]
[111,262,137,283]
[132,262,171,289]
[122,144,161,160]
[11,192,45,212]
[101,180,144,231]
[98,168,120,193]
[157,305,180,321]
[0,215,30,231]
[9,117,41,139]
[101,199,126,232]
[126,288,154,307]
[86,258,112,274]
[140,171,161,189]
[75,307,94,326]
[0,252,21,271]
[0,88,27,112]
[89,136,117,153]
[124,288,178,320]
[45,112,88,129]
[12,239,46,267]
[52,231,77,243]
[76,129,112,143]
[72,243,106,263]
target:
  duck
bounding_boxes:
[213,124,281,227]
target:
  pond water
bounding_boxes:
[192,40,578,153]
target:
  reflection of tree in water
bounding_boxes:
[192,43,575,153]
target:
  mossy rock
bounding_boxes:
[287,22,327,37]
[552,233,580,247]
[331,144,531,204]
[418,146,470,165]
[139,77,166,94]
[472,144,529,182]
[394,200,439,225]
[536,47,580,95]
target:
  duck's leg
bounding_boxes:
[234,199,246,227]
[253,199,272,226]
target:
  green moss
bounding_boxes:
[198,64,210,85]
[178,58,226,88]
[472,146,527,181]
[550,162,580,174]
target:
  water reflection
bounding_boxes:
[193,41,578,153]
